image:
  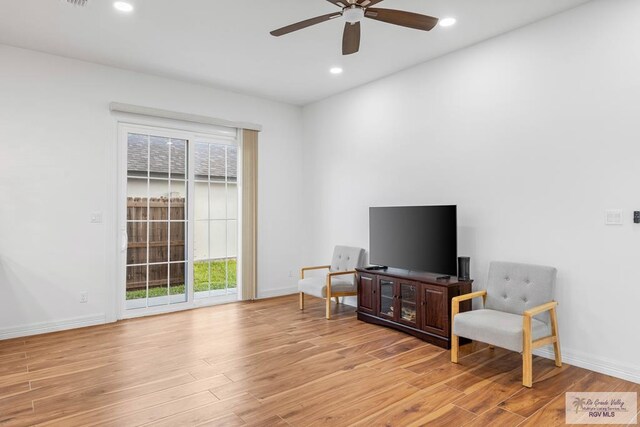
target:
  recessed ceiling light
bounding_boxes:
[114,1,133,12]
[439,17,457,27]
[330,67,343,75]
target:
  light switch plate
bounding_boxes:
[605,210,623,225]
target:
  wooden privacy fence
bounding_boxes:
[126,197,186,291]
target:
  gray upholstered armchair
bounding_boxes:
[451,261,562,387]
[298,246,365,320]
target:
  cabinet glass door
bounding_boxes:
[398,282,418,326]
[378,279,395,320]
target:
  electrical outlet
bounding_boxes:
[90,212,103,224]
[605,210,623,225]
[288,270,294,278]
[80,292,89,303]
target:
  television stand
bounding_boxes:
[355,267,473,349]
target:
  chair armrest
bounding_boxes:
[300,265,331,279]
[451,290,486,321]
[524,301,558,317]
[326,270,357,295]
[328,270,356,278]
[452,290,487,305]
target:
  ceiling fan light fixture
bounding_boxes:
[439,17,457,27]
[113,1,133,13]
[343,6,364,24]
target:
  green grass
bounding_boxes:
[126,259,237,300]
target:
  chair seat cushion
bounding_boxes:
[453,309,550,352]
[298,276,355,298]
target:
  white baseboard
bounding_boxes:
[534,346,640,384]
[0,314,107,341]
[257,286,298,299]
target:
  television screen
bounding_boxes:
[369,205,457,275]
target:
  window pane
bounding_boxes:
[148,179,169,198]
[169,222,186,262]
[209,183,227,220]
[169,181,186,222]
[210,260,225,291]
[127,133,148,177]
[227,258,237,290]
[194,259,210,296]
[170,263,187,303]
[149,222,169,263]
[126,265,147,301]
[194,182,208,220]
[194,142,209,181]
[127,222,147,265]
[149,180,169,220]
[209,220,226,261]
[127,178,148,221]
[194,220,209,262]
[227,183,238,220]
[227,145,238,183]
[149,136,170,178]
[227,220,238,259]
[170,139,187,179]
[209,145,226,181]
[148,264,169,306]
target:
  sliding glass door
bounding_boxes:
[193,141,238,299]
[120,125,239,315]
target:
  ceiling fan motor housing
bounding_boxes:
[343,6,365,23]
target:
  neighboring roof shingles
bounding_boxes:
[127,133,237,180]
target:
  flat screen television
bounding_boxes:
[369,205,457,275]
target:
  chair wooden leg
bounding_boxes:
[451,334,459,363]
[326,296,331,320]
[299,292,304,310]
[523,315,533,388]
[550,307,562,367]
[334,296,339,305]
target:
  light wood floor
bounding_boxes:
[0,295,638,426]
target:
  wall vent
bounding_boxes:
[66,0,88,6]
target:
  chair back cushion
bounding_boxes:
[330,246,365,272]
[484,261,557,323]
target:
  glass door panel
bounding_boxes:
[125,132,188,310]
[379,279,395,320]
[193,141,238,299]
[399,282,418,326]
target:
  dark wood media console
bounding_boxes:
[356,268,473,349]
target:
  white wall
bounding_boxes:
[0,44,303,338]
[302,0,640,383]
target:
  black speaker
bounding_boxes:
[458,257,470,281]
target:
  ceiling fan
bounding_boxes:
[270,0,439,56]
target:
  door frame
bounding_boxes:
[115,120,242,320]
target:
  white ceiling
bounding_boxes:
[0,0,591,105]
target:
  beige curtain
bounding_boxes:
[241,129,258,300]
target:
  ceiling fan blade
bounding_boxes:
[326,0,350,7]
[270,12,342,37]
[365,8,439,31]
[342,22,361,55]
[358,0,385,7]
